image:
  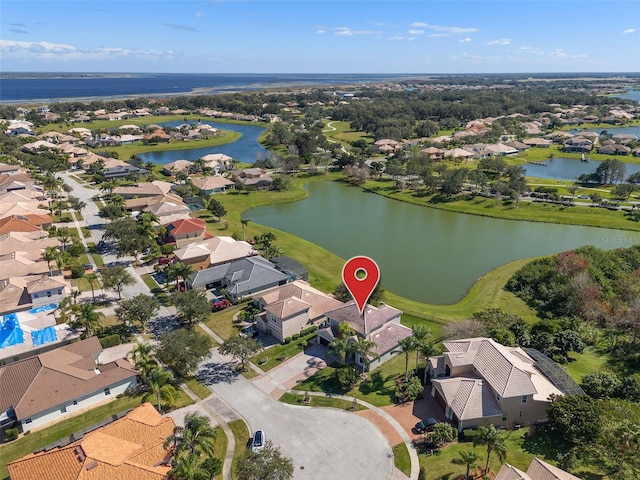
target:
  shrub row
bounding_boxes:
[99,334,121,349]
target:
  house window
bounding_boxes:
[47,291,52,297]
[73,400,78,406]
[502,414,507,421]
[521,395,528,404]
[271,318,276,324]
[61,406,67,413]
[25,418,32,424]
[104,388,111,396]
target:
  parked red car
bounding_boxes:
[211,299,231,311]
[158,256,173,265]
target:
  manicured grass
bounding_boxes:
[228,419,250,480]
[250,333,317,371]
[294,354,409,407]
[323,120,373,147]
[279,392,367,411]
[140,273,172,306]
[0,394,144,479]
[91,253,104,267]
[172,386,196,409]
[362,179,640,232]
[184,377,212,400]
[194,324,219,346]
[565,346,610,383]
[393,443,412,478]
[212,426,228,480]
[203,304,245,340]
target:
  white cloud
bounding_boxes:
[408,29,424,35]
[551,48,587,59]
[315,29,326,34]
[518,46,543,55]
[410,22,478,35]
[333,27,382,36]
[0,39,173,62]
[335,28,353,36]
[387,36,404,41]
[407,37,417,42]
[459,37,472,43]
[195,11,203,17]
[487,38,511,46]
[622,28,635,34]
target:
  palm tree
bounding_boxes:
[129,342,158,385]
[56,297,75,324]
[168,453,209,480]
[328,337,354,365]
[412,325,431,374]
[73,303,104,338]
[473,425,507,473]
[169,413,217,458]
[43,246,60,274]
[85,273,100,301]
[68,195,87,219]
[145,368,179,412]
[452,449,480,480]
[353,337,379,374]
[57,227,71,251]
[168,262,195,289]
[240,217,249,241]
[421,341,439,384]
[397,336,417,382]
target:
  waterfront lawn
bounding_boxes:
[0,394,144,479]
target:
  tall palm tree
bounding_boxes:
[67,195,87,219]
[73,303,104,338]
[353,337,379,374]
[328,337,354,365]
[43,246,60,274]
[412,325,431,374]
[473,425,507,473]
[168,452,209,480]
[145,368,179,412]
[85,273,100,301]
[240,217,249,241]
[168,262,195,289]
[452,449,480,480]
[421,341,439,384]
[57,227,71,251]
[56,297,75,324]
[164,412,217,458]
[397,336,417,382]
[129,342,158,385]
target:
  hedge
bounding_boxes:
[99,334,121,349]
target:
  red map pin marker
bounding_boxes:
[342,256,380,315]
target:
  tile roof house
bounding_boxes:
[162,218,211,248]
[427,338,563,432]
[495,457,582,480]
[0,216,48,235]
[190,175,235,195]
[125,194,186,213]
[173,236,258,270]
[0,336,138,431]
[252,281,344,342]
[230,168,273,189]
[103,165,148,181]
[187,256,289,301]
[6,402,174,480]
[162,160,193,176]
[113,181,173,199]
[317,302,412,371]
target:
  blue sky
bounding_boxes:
[1,1,638,73]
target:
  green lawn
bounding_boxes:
[0,394,145,479]
[140,273,172,306]
[184,377,212,400]
[279,392,367,411]
[393,443,412,478]
[250,333,317,371]
[212,426,228,480]
[203,304,245,340]
[228,419,250,480]
[565,346,610,383]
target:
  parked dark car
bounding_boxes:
[414,417,439,434]
[240,325,258,338]
[251,430,265,452]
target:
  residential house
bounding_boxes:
[503,140,530,152]
[6,122,35,137]
[190,175,235,195]
[419,146,445,160]
[162,159,193,176]
[495,457,582,480]
[6,402,174,480]
[0,275,70,315]
[317,302,412,371]
[0,336,138,431]
[0,215,52,235]
[373,139,402,154]
[252,281,343,342]
[124,193,187,213]
[103,164,148,181]
[0,163,26,176]
[187,256,289,300]
[231,168,273,189]
[427,338,569,432]
[201,153,232,171]
[563,136,593,153]
[0,173,43,195]
[144,200,191,224]
[174,236,257,270]
[162,218,211,248]
[143,130,171,143]
[523,138,551,148]
[598,144,631,155]
[113,181,173,199]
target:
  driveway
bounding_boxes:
[198,349,393,480]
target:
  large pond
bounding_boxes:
[247,181,640,305]
[523,157,640,181]
[138,121,266,164]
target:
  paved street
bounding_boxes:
[198,350,394,480]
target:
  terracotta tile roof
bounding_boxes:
[264,297,310,318]
[0,231,59,255]
[126,194,185,210]
[0,215,43,234]
[255,281,343,321]
[174,236,257,264]
[326,302,402,336]
[7,403,173,480]
[190,175,235,191]
[162,160,193,173]
[0,337,138,420]
[165,218,206,235]
[0,256,49,277]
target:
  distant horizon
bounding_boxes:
[2,71,640,76]
[1,1,637,73]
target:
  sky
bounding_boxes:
[0,0,639,74]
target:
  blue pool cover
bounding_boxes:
[31,326,57,346]
[29,303,58,314]
[0,313,24,349]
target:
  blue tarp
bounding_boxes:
[0,313,24,349]
[31,326,57,346]
[29,303,57,314]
